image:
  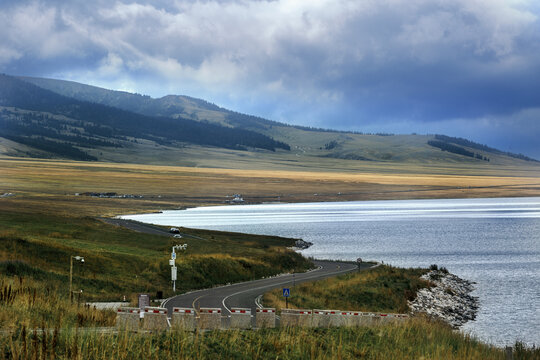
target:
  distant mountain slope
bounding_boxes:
[0,74,290,160]
[19,76,282,131]
[429,135,538,162]
[8,75,538,166]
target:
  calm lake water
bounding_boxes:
[122,197,540,346]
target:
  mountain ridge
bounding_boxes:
[1,74,538,166]
[0,74,290,161]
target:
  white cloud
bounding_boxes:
[0,0,539,157]
[0,47,22,65]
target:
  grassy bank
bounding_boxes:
[2,322,537,360]
[0,203,311,329]
[263,265,430,313]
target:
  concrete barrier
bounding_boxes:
[312,310,330,328]
[346,312,371,327]
[297,309,313,327]
[230,308,252,329]
[199,307,221,330]
[171,307,197,331]
[365,312,383,325]
[142,307,168,331]
[281,309,312,327]
[381,313,409,323]
[377,313,391,324]
[339,311,353,327]
[393,314,410,322]
[327,310,342,327]
[375,312,405,324]
[116,307,140,330]
[347,311,360,327]
[280,309,298,327]
[255,308,276,328]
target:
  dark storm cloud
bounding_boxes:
[0,0,539,156]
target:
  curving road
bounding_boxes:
[162,260,374,316]
[99,217,206,240]
[100,217,375,316]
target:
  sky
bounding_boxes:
[1,0,539,158]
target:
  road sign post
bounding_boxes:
[283,288,290,309]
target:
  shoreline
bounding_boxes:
[409,268,479,328]
[115,194,540,219]
[115,197,539,347]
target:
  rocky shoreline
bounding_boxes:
[409,268,479,328]
[293,239,314,250]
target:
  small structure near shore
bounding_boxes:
[226,194,245,204]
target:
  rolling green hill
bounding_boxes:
[0,74,537,167]
[0,74,290,161]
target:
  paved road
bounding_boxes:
[99,217,205,240]
[100,217,376,316]
[162,260,374,316]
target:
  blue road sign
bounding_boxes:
[283,288,290,297]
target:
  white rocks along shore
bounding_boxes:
[409,269,479,328]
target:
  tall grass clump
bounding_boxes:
[0,270,115,330]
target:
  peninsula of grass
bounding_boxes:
[263,265,430,313]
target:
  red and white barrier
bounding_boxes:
[144,308,167,314]
[230,308,252,329]
[116,307,140,330]
[199,307,222,330]
[256,308,276,328]
[199,308,221,314]
[280,309,313,327]
[142,307,168,331]
[172,307,196,331]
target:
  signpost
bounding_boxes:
[283,288,290,309]
[138,294,150,310]
[170,244,187,292]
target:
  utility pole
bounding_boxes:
[170,244,187,292]
[69,255,84,303]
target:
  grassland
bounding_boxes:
[1,155,539,358]
[0,273,116,329]
[2,157,540,218]
[0,155,538,318]
[0,208,310,306]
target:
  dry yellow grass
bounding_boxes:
[2,155,539,217]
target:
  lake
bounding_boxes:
[121,197,540,346]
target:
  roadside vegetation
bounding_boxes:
[0,273,116,330]
[2,322,538,360]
